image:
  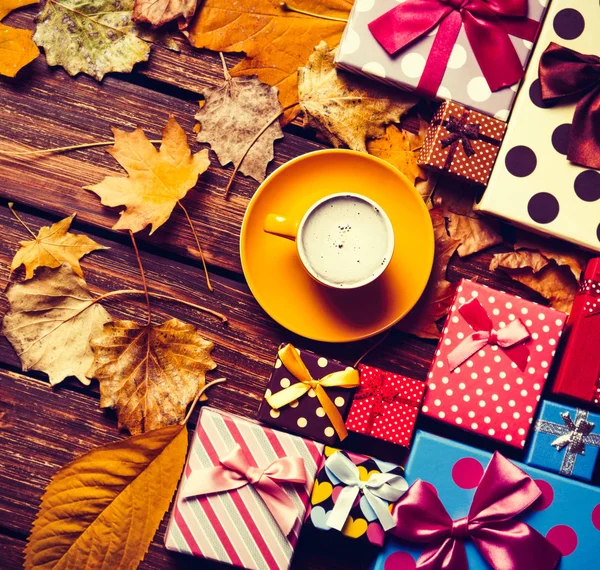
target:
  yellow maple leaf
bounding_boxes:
[185,0,352,124]
[25,423,188,570]
[0,0,39,77]
[85,115,210,234]
[10,213,107,279]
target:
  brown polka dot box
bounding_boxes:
[345,364,426,447]
[422,279,567,449]
[418,101,507,186]
[257,344,359,445]
[335,0,549,119]
[477,0,600,252]
[552,258,600,406]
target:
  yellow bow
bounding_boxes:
[266,344,359,440]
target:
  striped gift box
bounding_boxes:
[165,407,324,570]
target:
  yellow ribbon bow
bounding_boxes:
[266,344,360,440]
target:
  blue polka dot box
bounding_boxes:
[372,431,600,570]
[477,0,600,252]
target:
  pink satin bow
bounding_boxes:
[391,452,562,570]
[368,0,539,96]
[181,444,307,536]
[446,297,530,371]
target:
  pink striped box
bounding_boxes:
[165,407,324,570]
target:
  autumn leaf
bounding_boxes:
[89,318,217,434]
[0,0,39,77]
[196,60,283,183]
[10,213,107,279]
[185,0,352,124]
[397,208,460,339]
[33,0,150,81]
[86,115,210,234]
[367,124,427,185]
[25,423,187,570]
[133,0,198,27]
[298,42,417,152]
[2,264,111,386]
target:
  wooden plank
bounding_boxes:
[0,534,27,569]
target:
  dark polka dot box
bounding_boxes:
[373,431,600,570]
[477,0,600,252]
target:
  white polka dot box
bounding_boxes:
[334,0,549,119]
[552,257,600,407]
[423,279,567,449]
[372,431,600,570]
[418,101,507,186]
[476,0,600,252]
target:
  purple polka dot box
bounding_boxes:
[334,0,549,119]
[477,0,600,252]
[372,431,600,570]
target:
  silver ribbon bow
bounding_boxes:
[325,451,408,532]
[534,409,600,476]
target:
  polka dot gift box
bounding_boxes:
[305,447,407,547]
[418,101,507,186]
[422,279,566,449]
[477,0,600,252]
[345,364,426,447]
[258,344,359,445]
[372,431,600,570]
[334,0,549,119]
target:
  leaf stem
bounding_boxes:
[353,329,392,368]
[177,201,213,292]
[8,203,37,239]
[0,140,162,157]
[219,52,231,82]
[182,377,227,425]
[279,2,348,22]
[129,231,152,326]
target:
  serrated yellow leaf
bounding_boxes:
[25,423,188,570]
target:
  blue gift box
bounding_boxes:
[526,401,600,482]
[372,431,600,569]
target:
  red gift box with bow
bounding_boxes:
[345,365,426,447]
[422,279,567,448]
[552,258,600,406]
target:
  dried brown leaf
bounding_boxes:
[133,0,198,27]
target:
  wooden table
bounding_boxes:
[0,6,556,570]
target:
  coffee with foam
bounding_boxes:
[298,194,394,288]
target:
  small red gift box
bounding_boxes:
[552,258,600,406]
[345,364,426,447]
[422,279,567,448]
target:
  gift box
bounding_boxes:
[422,279,566,448]
[345,364,425,447]
[526,400,600,482]
[305,447,408,547]
[372,431,600,570]
[476,0,600,252]
[258,344,359,445]
[335,0,549,119]
[418,101,507,185]
[164,407,324,570]
[552,258,600,406]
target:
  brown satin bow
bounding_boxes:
[539,42,600,169]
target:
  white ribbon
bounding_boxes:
[325,451,408,532]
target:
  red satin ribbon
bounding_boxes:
[539,42,600,169]
[368,0,539,97]
[391,452,562,570]
[446,298,530,371]
[181,444,306,536]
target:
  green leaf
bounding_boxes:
[33,0,150,81]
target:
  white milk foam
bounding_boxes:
[300,196,391,287]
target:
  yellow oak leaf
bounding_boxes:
[11,213,107,279]
[89,318,217,434]
[85,115,210,234]
[299,42,417,152]
[25,423,188,570]
[0,0,39,77]
[185,0,352,124]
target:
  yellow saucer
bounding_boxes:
[240,149,434,342]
